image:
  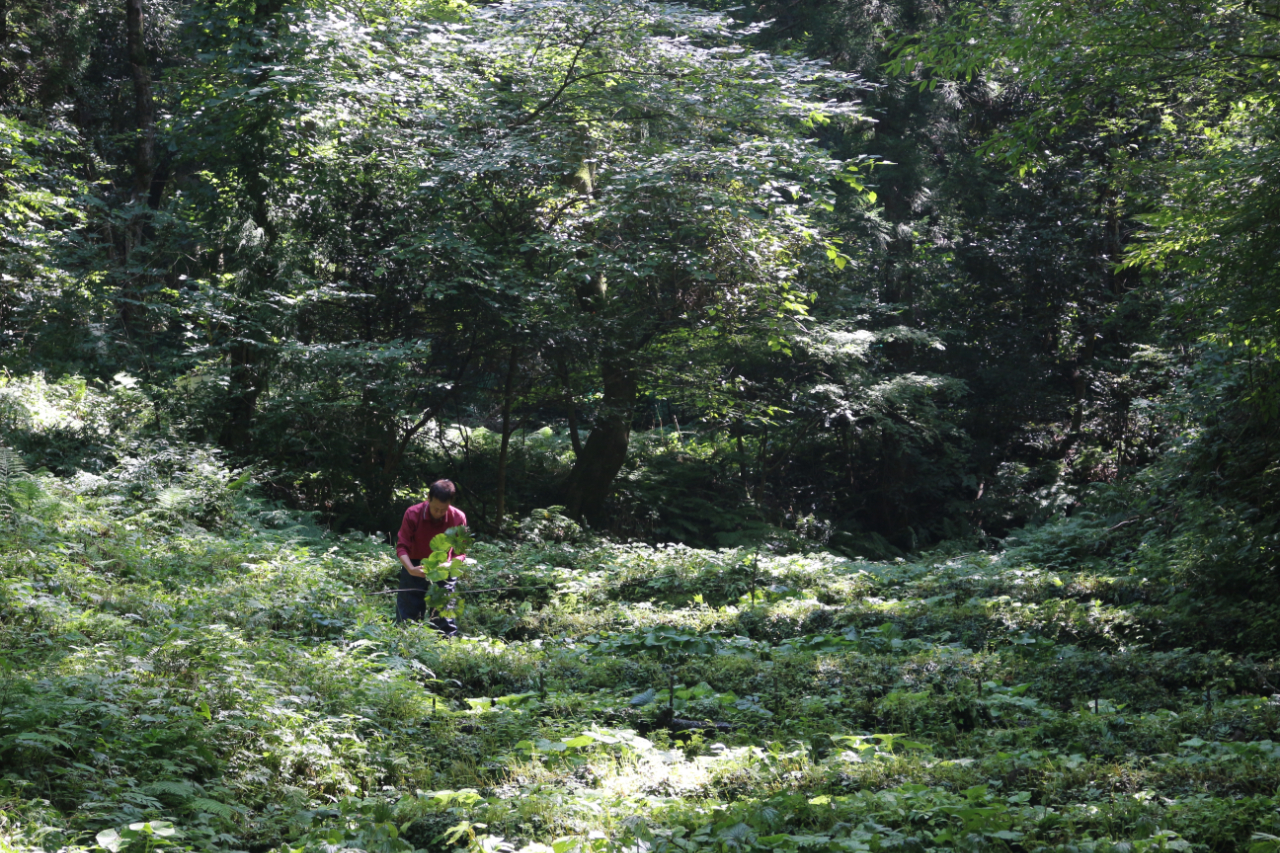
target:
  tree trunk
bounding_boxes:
[566,396,582,457]
[219,340,266,451]
[216,0,286,451]
[555,355,583,456]
[218,148,279,451]
[564,359,637,526]
[495,347,519,527]
[119,0,156,340]
[1059,333,1096,458]
[126,0,155,210]
[756,428,768,502]
[0,0,11,97]
[736,429,749,492]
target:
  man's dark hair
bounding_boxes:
[428,479,457,503]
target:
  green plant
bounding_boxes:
[423,525,476,618]
[0,440,33,529]
[95,821,183,853]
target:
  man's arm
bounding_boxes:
[400,552,424,578]
[396,507,426,578]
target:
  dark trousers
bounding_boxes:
[394,563,459,636]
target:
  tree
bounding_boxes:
[168,0,873,527]
[426,1,871,524]
[892,0,1280,585]
[730,0,1182,538]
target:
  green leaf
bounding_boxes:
[96,829,124,852]
[12,732,73,751]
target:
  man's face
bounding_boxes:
[427,497,451,521]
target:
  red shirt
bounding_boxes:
[395,503,468,561]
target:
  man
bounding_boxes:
[394,479,467,635]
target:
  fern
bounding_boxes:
[157,486,193,512]
[189,797,240,820]
[0,441,25,484]
[143,780,196,800]
[0,440,28,526]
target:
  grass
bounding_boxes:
[0,461,1278,853]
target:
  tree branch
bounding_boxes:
[508,20,608,130]
[387,328,480,474]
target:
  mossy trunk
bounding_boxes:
[564,359,636,527]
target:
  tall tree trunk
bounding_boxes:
[554,354,583,456]
[121,0,156,340]
[495,347,519,527]
[217,0,285,451]
[126,0,155,210]
[1059,329,1097,458]
[756,429,768,502]
[564,359,637,526]
[566,396,582,457]
[0,0,11,98]
[220,340,265,450]
[736,429,749,492]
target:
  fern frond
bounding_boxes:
[189,797,240,820]
[143,780,196,799]
[157,486,192,512]
[0,440,26,490]
[0,440,26,525]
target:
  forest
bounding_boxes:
[1,0,1279,849]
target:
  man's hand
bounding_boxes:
[401,554,425,578]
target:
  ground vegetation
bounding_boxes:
[0,386,1277,852]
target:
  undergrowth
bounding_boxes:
[0,380,1277,853]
